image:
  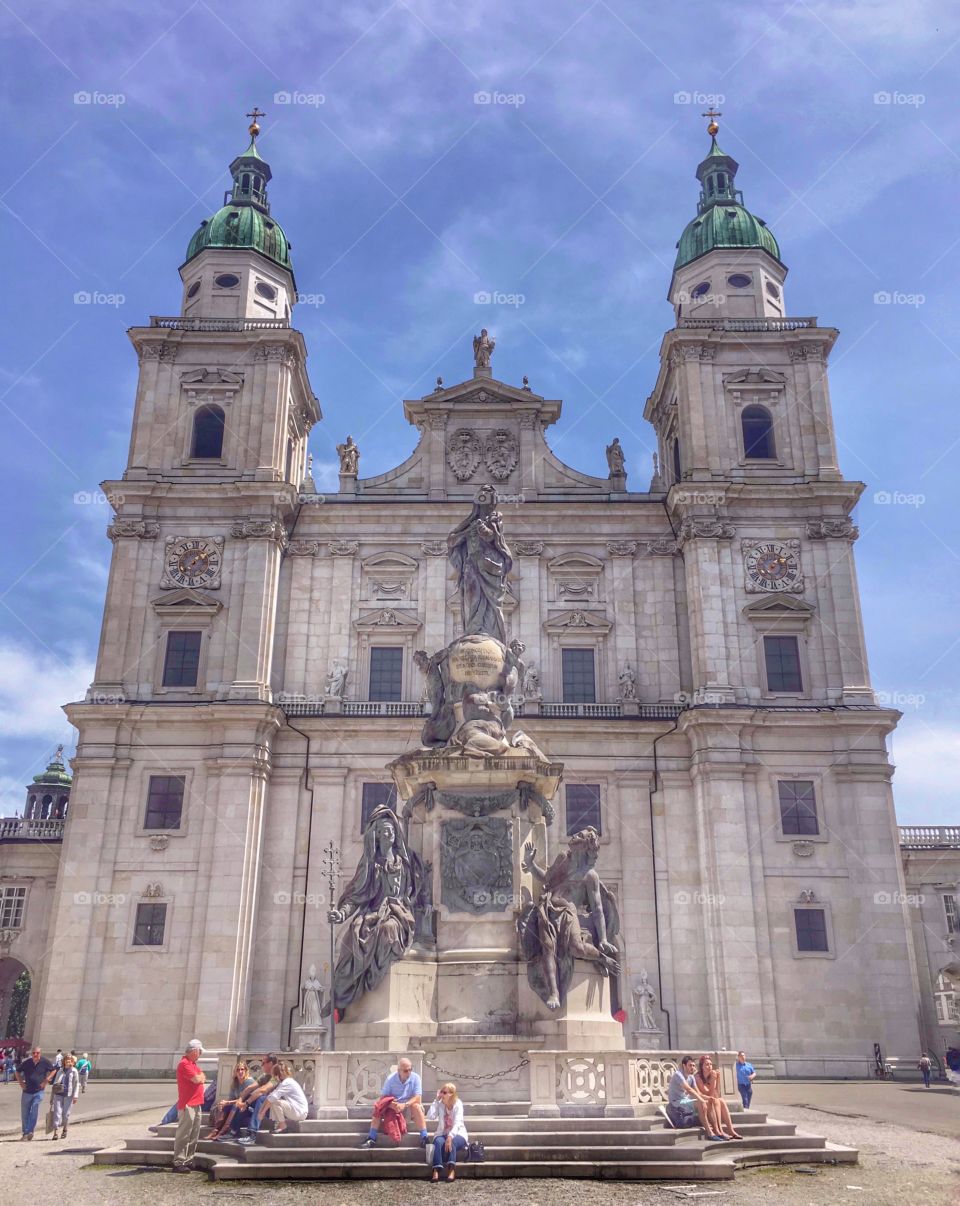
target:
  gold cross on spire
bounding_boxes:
[246,107,265,138]
[702,109,722,137]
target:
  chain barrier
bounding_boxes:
[423,1054,530,1083]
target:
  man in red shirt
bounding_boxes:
[172,1039,206,1172]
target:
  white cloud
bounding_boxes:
[890,717,960,825]
[0,640,92,739]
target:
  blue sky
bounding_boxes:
[0,1,956,823]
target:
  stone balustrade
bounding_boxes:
[899,825,960,849]
[216,1048,736,1118]
[0,817,65,841]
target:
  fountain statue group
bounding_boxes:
[326,484,621,1019]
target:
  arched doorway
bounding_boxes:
[0,957,30,1040]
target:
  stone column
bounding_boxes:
[679,524,737,703]
[228,522,284,701]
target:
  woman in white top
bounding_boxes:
[262,1060,309,1134]
[426,1082,468,1182]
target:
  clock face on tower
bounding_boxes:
[161,536,223,590]
[743,540,802,593]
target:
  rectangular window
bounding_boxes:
[369,647,403,701]
[144,775,186,830]
[162,631,202,687]
[945,894,959,935]
[778,780,819,835]
[763,635,802,693]
[566,784,602,835]
[794,907,829,953]
[360,782,398,831]
[132,902,167,947]
[562,648,596,703]
[0,886,26,929]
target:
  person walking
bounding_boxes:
[918,1053,932,1088]
[426,1083,469,1183]
[736,1050,756,1110]
[16,1045,56,1140]
[172,1039,206,1173]
[76,1053,92,1093]
[51,1054,80,1140]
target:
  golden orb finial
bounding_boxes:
[702,108,722,138]
[246,106,266,140]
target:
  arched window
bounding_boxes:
[26,794,36,819]
[191,405,225,459]
[672,437,682,482]
[41,794,53,819]
[285,438,295,483]
[741,405,776,459]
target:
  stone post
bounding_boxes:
[527,1051,560,1117]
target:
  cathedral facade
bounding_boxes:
[28,119,921,1074]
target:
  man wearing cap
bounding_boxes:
[172,1039,206,1172]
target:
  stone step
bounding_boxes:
[210,1158,737,1182]
[724,1140,858,1169]
[240,1144,701,1164]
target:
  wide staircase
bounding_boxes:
[94,1101,857,1181]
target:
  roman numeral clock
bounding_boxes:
[742,539,803,593]
[160,536,224,590]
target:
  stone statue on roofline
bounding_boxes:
[337,435,359,475]
[473,328,495,371]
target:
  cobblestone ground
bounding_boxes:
[0,1103,956,1206]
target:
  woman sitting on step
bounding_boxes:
[426,1083,469,1183]
[262,1060,309,1135]
[695,1054,743,1140]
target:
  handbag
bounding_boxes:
[467,1140,486,1162]
[52,1071,65,1096]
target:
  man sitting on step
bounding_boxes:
[359,1057,429,1148]
[660,1056,726,1141]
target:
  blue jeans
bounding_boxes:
[230,1101,263,1136]
[21,1090,44,1135]
[739,1084,753,1110]
[432,1134,467,1169]
[922,1069,931,1087]
[160,1103,179,1125]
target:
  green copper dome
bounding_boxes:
[674,136,781,270]
[32,746,71,788]
[183,133,294,277]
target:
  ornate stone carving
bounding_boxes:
[324,659,347,697]
[632,968,659,1030]
[678,518,736,545]
[518,411,538,430]
[644,537,679,556]
[447,429,483,480]
[108,519,159,540]
[179,367,243,404]
[558,581,593,599]
[441,817,513,914]
[618,662,637,701]
[288,540,321,556]
[806,518,858,541]
[140,342,176,361]
[522,663,543,701]
[300,963,326,1028]
[370,579,406,598]
[375,609,402,625]
[798,889,818,903]
[635,1056,679,1104]
[142,882,164,898]
[569,610,590,627]
[792,841,816,857]
[231,518,288,548]
[337,436,359,475]
[428,412,447,431]
[607,541,637,557]
[420,540,446,556]
[149,835,169,852]
[254,344,297,366]
[328,540,359,556]
[605,438,625,476]
[557,1056,604,1106]
[473,328,495,371]
[448,485,513,643]
[484,429,519,480]
[435,788,518,817]
[514,540,544,556]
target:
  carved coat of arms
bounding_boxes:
[484,429,519,480]
[440,818,513,914]
[447,429,483,481]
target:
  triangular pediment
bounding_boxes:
[723,368,787,387]
[354,607,422,632]
[743,594,815,630]
[151,587,222,616]
[543,609,613,634]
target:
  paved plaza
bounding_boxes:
[0,1080,955,1205]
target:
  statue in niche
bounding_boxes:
[447,484,513,643]
[518,827,620,1010]
[473,328,495,370]
[522,662,543,701]
[326,805,424,1014]
[324,659,347,697]
[300,963,326,1028]
[337,435,359,475]
[632,968,659,1031]
[618,662,637,701]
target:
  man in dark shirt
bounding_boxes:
[16,1046,56,1139]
